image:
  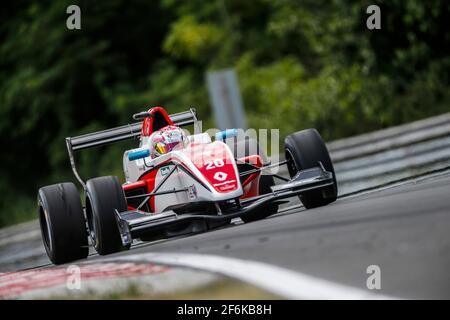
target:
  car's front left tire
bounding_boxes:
[284,129,337,209]
[38,183,89,264]
[85,176,129,255]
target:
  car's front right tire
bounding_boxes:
[232,136,279,223]
[85,176,129,255]
[240,175,279,223]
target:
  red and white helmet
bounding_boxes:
[148,125,186,158]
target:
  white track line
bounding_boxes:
[107,252,397,300]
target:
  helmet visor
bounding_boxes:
[155,142,168,155]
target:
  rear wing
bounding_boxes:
[66,108,198,187]
[67,108,198,151]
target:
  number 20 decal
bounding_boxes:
[205,159,224,170]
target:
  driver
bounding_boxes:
[148,125,186,158]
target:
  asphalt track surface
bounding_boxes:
[80,173,450,299]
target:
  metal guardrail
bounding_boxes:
[327,112,450,152]
[272,112,450,195]
[329,113,450,194]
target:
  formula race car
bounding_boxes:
[37,107,337,264]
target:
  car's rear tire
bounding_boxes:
[284,129,337,209]
[38,183,89,264]
[241,175,279,223]
[85,176,129,255]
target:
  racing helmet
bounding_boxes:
[149,125,186,158]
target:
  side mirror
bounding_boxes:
[128,149,150,161]
[215,129,238,141]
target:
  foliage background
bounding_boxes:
[1,0,449,226]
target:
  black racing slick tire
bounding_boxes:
[230,135,279,222]
[85,176,129,255]
[38,183,89,264]
[241,175,279,223]
[284,129,337,209]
